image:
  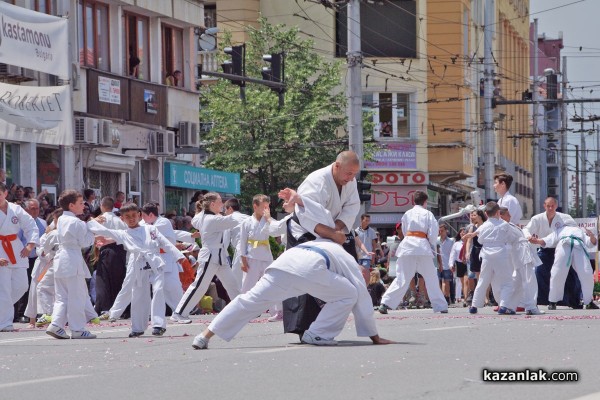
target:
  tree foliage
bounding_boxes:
[201,19,349,210]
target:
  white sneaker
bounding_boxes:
[267,311,283,322]
[170,312,192,324]
[525,307,545,315]
[192,335,209,350]
[0,325,15,332]
[301,331,338,346]
[71,330,97,339]
[46,324,69,339]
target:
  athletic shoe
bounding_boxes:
[301,331,338,346]
[98,312,110,321]
[492,306,499,312]
[548,302,557,310]
[0,325,15,332]
[152,327,166,336]
[192,335,209,350]
[108,316,117,323]
[525,307,545,315]
[267,311,284,322]
[46,324,69,339]
[469,307,478,314]
[129,331,144,338]
[497,306,516,315]
[378,304,391,314]
[89,317,101,325]
[440,310,448,314]
[35,314,52,328]
[586,301,599,310]
[169,312,192,324]
[516,307,525,312]
[71,330,96,339]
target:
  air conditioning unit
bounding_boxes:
[97,119,113,146]
[57,63,81,90]
[548,177,558,187]
[0,63,21,76]
[548,187,558,196]
[178,121,199,147]
[74,117,99,144]
[150,130,175,156]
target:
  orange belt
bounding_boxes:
[406,231,428,239]
[160,249,166,254]
[0,234,18,264]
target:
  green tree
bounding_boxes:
[201,19,352,210]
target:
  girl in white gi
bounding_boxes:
[46,190,97,339]
[174,192,241,318]
[464,202,522,314]
[378,191,449,314]
[88,203,185,337]
[238,194,276,294]
[191,189,394,349]
[529,220,598,310]
[498,207,544,315]
[140,203,190,324]
[0,183,39,332]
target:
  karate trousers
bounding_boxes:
[0,267,28,330]
[52,275,97,332]
[209,268,357,342]
[380,255,448,312]
[505,265,538,311]
[549,243,593,305]
[131,268,166,333]
[472,254,514,309]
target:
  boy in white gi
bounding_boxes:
[191,189,394,349]
[465,202,522,314]
[33,210,61,327]
[140,203,190,324]
[0,183,38,332]
[378,191,449,314]
[89,203,186,337]
[498,207,544,315]
[238,194,275,294]
[46,190,97,339]
[529,220,598,310]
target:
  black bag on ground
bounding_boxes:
[282,294,324,335]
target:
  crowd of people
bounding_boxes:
[0,160,597,350]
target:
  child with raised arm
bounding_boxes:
[88,203,185,337]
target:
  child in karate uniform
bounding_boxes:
[89,203,185,337]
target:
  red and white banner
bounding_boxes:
[368,185,427,213]
[370,171,428,186]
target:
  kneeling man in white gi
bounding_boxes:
[191,189,393,349]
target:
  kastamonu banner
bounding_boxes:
[0,1,68,77]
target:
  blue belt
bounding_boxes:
[297,245,331,269]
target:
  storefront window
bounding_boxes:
[36,147,59,196]
[0,142,20,186]
[165,188,185,216]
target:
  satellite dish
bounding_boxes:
[199,33,216,51]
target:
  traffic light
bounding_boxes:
[357,171,372,203]
[222,44,245,86]
[261,52,285,92]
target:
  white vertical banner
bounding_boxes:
[0,2,69,77]
[0,81,73,145]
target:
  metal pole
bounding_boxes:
[575,144,580,216]
[581,103,587,217]
[596,126,600,217]
[532,18,540,214]
[561,56,569,211]
[347,0,364,167]
[483,0,495,201]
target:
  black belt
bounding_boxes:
[297,245,331,269]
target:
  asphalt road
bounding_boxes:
[0,305,598,400]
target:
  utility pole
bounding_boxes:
[580,103,587,217]
[561,56,569,211]
[347,0,364,166]
[483,0,495,201]
[575,144,580,215]
[532,18,540,214]
[596,125,599,217]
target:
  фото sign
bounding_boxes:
[370,171,428,185]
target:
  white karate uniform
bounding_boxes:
[471,218,522,309]
[88,220,184,332]
[291,163,360,238]
[379,205,448,312]
[541,225,595,304]
[238,215,274,293]
[175,212,241,317]
[51,211,95,333]
[208,240,378,342]
[142,216,184,310]
[504,223,542,311]
[223,211,250,290]
[522,212,576,244]
[0,202,38,330]
[498,191,523,224]
[35,230,59,316]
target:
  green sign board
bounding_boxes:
[164,162,241,194]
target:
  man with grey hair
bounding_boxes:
[15,199,47,323]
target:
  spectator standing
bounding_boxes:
[355,214,378,269]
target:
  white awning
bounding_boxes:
[83,149,135,173]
